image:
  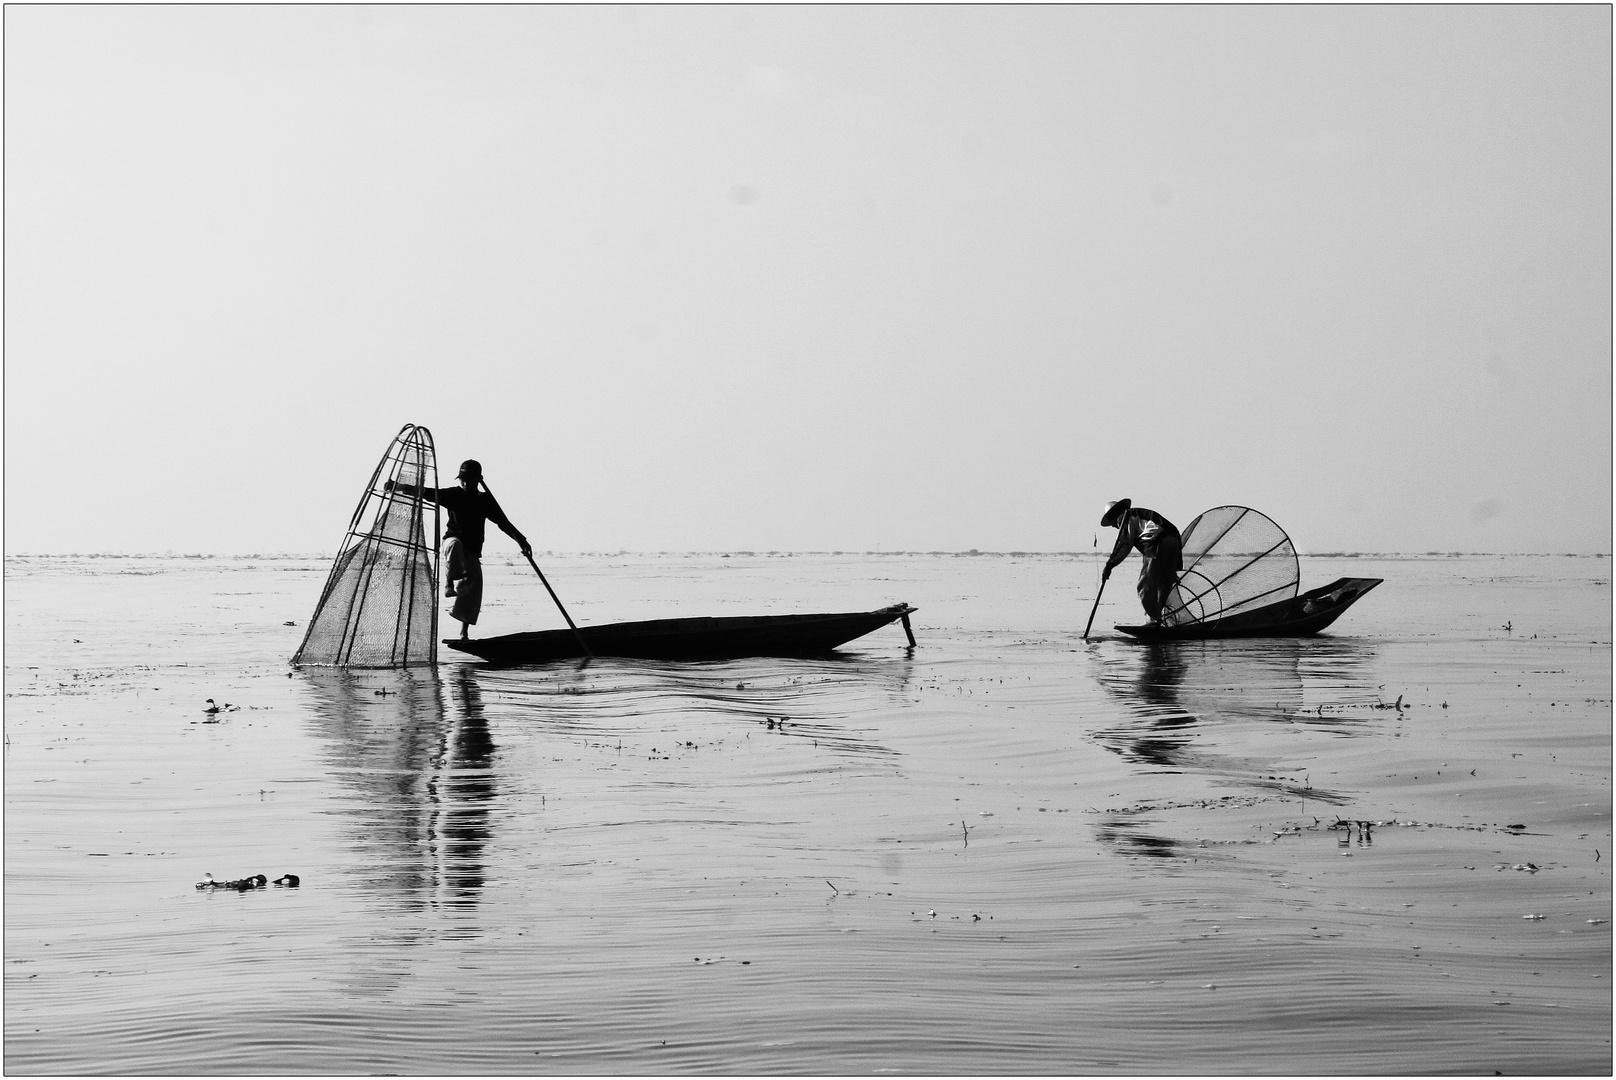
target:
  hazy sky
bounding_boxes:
[6,4,1610,555]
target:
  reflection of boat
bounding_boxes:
[1087,640,1364,851]
[1095,636,1381,736]
[1118,578,1382,641]
[443,604,917,665]
[1088,637,1379,858]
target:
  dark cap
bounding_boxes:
[457,459,483,481]
[1100,499,1132,527]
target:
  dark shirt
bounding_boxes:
[1105,507,1180,571]
[393,483,525,558]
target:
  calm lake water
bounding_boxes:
[5,552,1611,1075]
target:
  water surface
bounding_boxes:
[5,553,1610,1074]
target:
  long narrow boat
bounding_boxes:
[443,603,917,665]
[1117,577,1382,641]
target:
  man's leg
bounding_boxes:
[444,539,465,598]
[1138,556,1171,623]
[449,555,484,634]
[1151,534,1183,624]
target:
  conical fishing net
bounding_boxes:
[292,425,441,667]
[1161,505,1299,628]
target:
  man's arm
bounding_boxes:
[389,481,462,507]
[384,480,446,504]
[1102,515,1134,577]
[484,495,533,557]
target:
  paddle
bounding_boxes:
[477,478,594,660]
[1082,569,1109,641]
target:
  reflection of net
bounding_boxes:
[293,425,440,667]
[1162,506,1298,627]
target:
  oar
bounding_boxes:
[477,479,594,659]
[1082,572,1109,640]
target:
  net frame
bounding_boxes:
[1161,505,1299,628]
[292,424,441,667]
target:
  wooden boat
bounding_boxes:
[1116,577,1382,642]
[443,603,917,665]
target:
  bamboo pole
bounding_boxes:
[477,479,594,659]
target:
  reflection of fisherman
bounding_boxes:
[1101,499,1183,624]
[389,460,531,640]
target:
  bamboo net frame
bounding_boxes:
[292,424,441,667]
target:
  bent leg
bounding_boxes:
[449,555,483,627]
[443,538,467,598]
[1137,534,1183,623]
[1136,558,1165,622]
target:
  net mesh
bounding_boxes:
[292,425,440,667]
[1161,505,1298,627]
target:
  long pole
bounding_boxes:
[478,479,594,659]
[1082,574,1108,640]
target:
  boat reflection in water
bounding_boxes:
[1089,636,1383,858]
[464,650,914,763]
[299,666,496,940]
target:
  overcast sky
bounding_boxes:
[6,4,1610,555]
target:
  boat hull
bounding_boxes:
[1116,578,1382,641]
[444,604,916,665]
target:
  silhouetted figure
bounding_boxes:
[389,459,531,639]
[1101,499,1183,624]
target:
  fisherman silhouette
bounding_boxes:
[1100,499,1183,625]
[388,460,531,639]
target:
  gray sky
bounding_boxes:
[6,4,1610,555]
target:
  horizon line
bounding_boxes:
[4,550,1611,560]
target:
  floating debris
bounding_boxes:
[201,699,240,720]
[196,873,268,892]
[195,872,297,891]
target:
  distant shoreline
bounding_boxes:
[4,551,1610,561]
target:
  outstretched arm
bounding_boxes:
[484,495,533,558]
[384,480,447,505]
[1102,515,1134,577]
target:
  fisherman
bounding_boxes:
[1100,499,1183,624]
[388,460,531,639]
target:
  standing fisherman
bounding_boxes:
[1100,499,1183,624]
[389,460,531,640]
